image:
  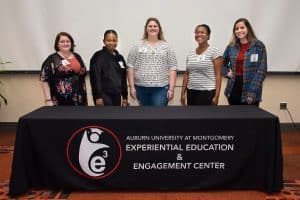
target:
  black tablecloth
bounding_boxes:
[9,106,283,196]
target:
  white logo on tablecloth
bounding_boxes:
[79,128,109,177]
[66,125,122,179]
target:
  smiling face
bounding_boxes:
[146,20,160,38]
[54,32,74,52]
[234,21,248,42]
[103,32,118,53]
[194,26,209,45]
[57,35,72,52]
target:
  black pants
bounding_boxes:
[102,93,121,106]
[228,76,259,106]
[187,89,215,105]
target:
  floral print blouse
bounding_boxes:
[40,52,87,105]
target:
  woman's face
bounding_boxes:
[58,35,72,52]
[103,33,118,52]
[234,21,248,41]
[146,20,160,38]
[194,26,209,45]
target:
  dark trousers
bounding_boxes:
[187,89,215,105]
[228,76,259,106]
[102,93,121,106]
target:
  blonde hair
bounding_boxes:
[143,17,165,41]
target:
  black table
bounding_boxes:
[9,106,283,197]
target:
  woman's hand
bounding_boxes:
[212,96,219,105]
[95,98,104,106]
[130,86,137,100]
[167,89,174,101]
[122,99,129,106]
[180,94,186,105]
[45,100,54,106]
[227,69,233,79]
[247,97,254,104]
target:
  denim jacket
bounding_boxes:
[222,40,267,102]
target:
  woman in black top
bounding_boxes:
[90,30,128,106]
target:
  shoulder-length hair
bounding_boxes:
[54,32,75,52]
[143,17,165,41]
[229,18,257,46]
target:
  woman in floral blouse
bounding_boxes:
[40,32,87,106]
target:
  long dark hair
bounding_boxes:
[229,18,257,46]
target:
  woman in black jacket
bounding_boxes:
[90,30,128,106]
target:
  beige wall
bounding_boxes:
[0,73,299,123]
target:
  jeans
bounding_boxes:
[135,86,168,106]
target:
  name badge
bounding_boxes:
[250,54,258,62]
[118,61,125,68]
[62,59,70,66]
[138,47,148,53]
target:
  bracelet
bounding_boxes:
[45,99,52,102]
[168,89,174,92]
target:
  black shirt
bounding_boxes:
[89,47,128,103]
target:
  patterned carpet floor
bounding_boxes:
[1,130,300,200]
[1,179,300,200]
